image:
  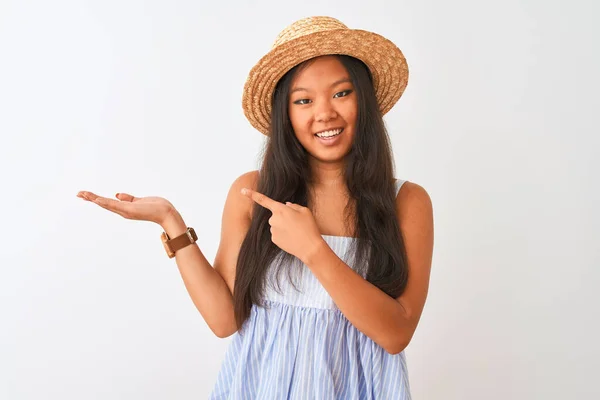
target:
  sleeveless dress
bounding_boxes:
[209,179,411,399]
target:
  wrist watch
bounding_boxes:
[161,227,198,258]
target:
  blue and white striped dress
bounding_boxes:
[209,179,411,399]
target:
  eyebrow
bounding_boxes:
[290,78,352,95]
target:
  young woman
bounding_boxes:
[78,16,434,399]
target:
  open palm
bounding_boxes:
[77,191,175,225]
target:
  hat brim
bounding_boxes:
[242,29,409,135]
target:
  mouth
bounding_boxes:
[314,128,344,139]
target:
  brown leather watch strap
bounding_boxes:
[164,227,198,257]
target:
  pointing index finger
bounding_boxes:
[241,188,282,212]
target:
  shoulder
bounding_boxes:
[395,180,433,227]
[229,170,260,219]
[232,169,260,189]
[395,180,432,206]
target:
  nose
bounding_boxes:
[314,99,337,122]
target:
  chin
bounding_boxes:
[308,147,352,163]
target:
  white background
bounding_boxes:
[1,0,598,399]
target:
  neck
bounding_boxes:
[308,158,345,189]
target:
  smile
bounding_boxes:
[314,128,343,138]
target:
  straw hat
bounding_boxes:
[242,16,409,136]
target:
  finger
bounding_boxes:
[241,188,282,212]
[285,202,304,211]
[95,200,127,217]
[86,192,129,214]
[77,191,94,200]
[78,191,96,201]
[116,192,138,202]
[96,199,131,217]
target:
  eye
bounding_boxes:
[333,89,353,98]
[293,98,312,105]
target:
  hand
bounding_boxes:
[77,191,176,226]
[241,187,325,264]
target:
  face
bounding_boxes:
[288,55,358,164]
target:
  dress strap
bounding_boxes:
[395,179,407,197]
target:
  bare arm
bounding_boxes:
[161,170,257,338]
[304,182,434,354]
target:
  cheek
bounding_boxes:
[289,108,311,132]
[342,101,358,125]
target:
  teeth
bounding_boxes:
[316,129,342,138]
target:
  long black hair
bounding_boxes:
[233,55,408,330]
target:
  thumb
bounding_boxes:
[116,192,138,202]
